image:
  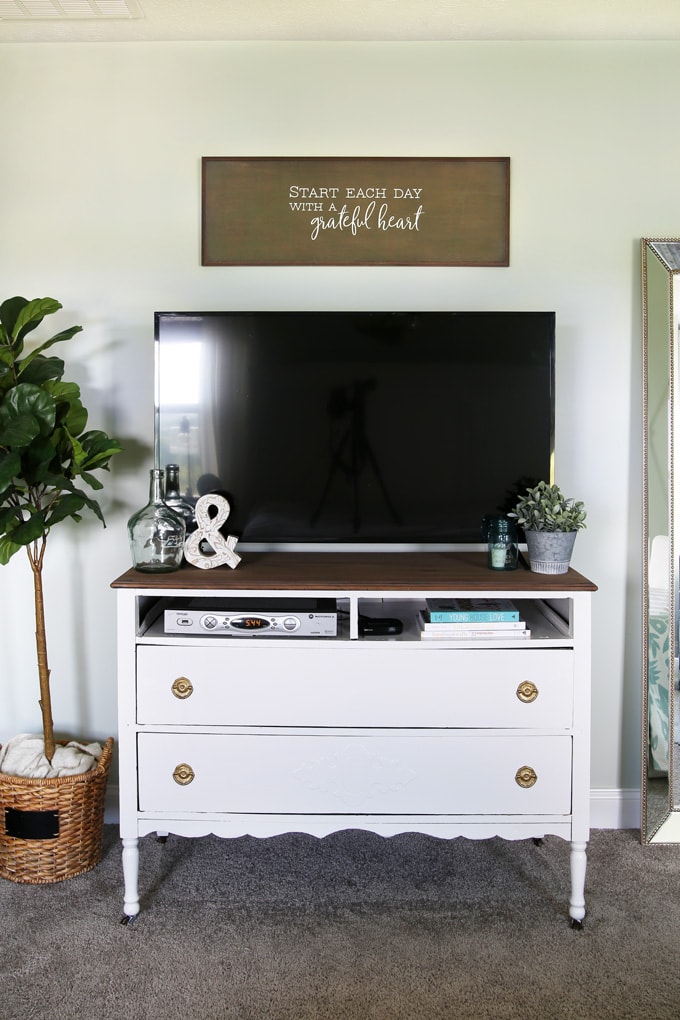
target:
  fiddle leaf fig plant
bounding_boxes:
[0,296,122,764]
[512,480,587,533]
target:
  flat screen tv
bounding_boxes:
[154,311,555,548]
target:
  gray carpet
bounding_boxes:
[2,826,679,1019]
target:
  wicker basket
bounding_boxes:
[0,737,114,884]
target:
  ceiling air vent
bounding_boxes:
[0,1,142,19]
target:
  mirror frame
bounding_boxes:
[642,237,680,843]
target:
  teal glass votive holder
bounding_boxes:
[485,515,519,571]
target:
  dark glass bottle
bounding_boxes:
[164,463,196,533]
[127,469,186,572]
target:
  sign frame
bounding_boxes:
[201,156,510,267]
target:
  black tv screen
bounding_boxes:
[155,311,555,547]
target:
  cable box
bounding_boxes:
[163,598,337,637]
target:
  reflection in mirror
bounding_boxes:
[642,238,680,843]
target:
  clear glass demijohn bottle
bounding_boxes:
[127,468,186,572]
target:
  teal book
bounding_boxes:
[424,598,520,623]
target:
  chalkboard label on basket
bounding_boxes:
[5,807,59,840]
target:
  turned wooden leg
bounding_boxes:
[569,840,587,928]
[121,836,140,923]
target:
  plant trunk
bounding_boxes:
[27,541,55,763]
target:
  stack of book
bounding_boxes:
[417,598,529,641]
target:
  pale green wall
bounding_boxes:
[0,40,676,801]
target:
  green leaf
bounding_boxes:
[0,534,22,565]
[0,449,21,491]
[79,430,123,470]
[65,428,86,470]
[9,510,46,547]
[19,436,58,484]
[0,411,41,449]
[41,469,76,493]
[47,380,87,436]
[3,383,56,439]
[44,492,86,527]
[20,324,83,370]
[74,484,106,525]
[80,469,103,491]
[0,504,23,535]
[11,297,62,343]
[0,296,30,340]
[17,355,64,386]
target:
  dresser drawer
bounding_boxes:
[137,732,572,815]
[136,645,573,728]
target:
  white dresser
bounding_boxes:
[113,552,596,926]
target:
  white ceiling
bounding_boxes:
[1,0,680,43]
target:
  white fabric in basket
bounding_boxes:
[0,734,103,778]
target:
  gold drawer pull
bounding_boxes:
[173,763,195,786]
[171,676,194,699]
[516,680,539,703]
[515,765,538,789]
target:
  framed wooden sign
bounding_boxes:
[202,157,509,267]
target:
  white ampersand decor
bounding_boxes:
[184,493,241,570]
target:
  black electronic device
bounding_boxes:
[155,310,555,547]
[358,615,404,637]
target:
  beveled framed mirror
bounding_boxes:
[642,238,680,843]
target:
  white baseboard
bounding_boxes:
[589,788,641,830]
[104,786,642,832]
[104,785,119,825]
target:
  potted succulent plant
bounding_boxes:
[511,480,587,574]
[0,296,122,883]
